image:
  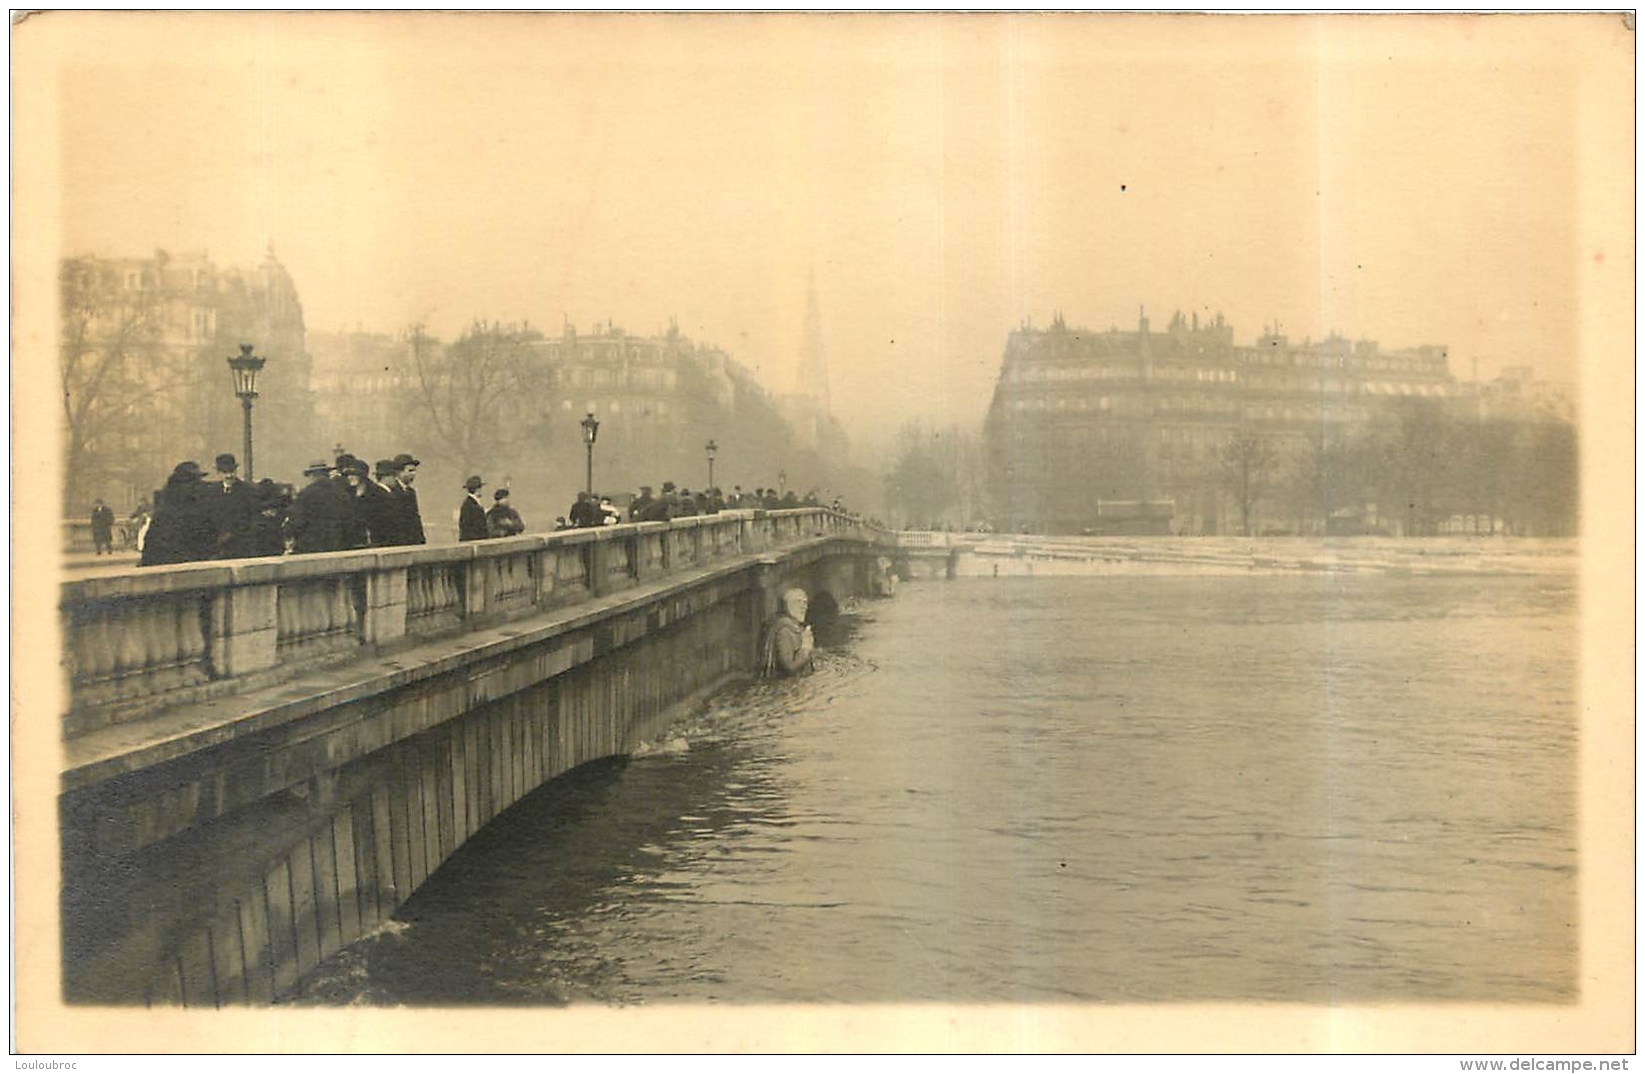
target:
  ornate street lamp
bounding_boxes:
[580,411,600,495]
[705,439,718,490]
[226,344,266,480]
[777,469,787,496]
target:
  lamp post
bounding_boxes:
[778,469,787,496]
[705,439,718,490]
[580,411,600,495]
[226,344,266,480]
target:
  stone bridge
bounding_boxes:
[58,508,887,1005]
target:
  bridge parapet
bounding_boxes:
[62,508,873,737]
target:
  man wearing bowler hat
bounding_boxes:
[458,475,488,541]
[365,459,402,546]
[290,458,349,553]
[386,453,425,545]
[207,452,260,559]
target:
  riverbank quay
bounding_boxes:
[890,533,1576,580]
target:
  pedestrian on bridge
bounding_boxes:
[290,459,350,553]
[340,458,376,549]
[486,488,525,538]
[207,453,261,559]
[89,499,115,555]
[386,453,426,545]
[459,476,488,540]
[366,459,405,546]
[140,461,212,566]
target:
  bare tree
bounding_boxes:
[888,419,960,526]
[1217,425,1278,537]
[405,321,539,476]
[60,258,202,511]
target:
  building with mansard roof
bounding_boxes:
[982,307,1459,535]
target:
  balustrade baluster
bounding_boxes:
[118,604,148,674]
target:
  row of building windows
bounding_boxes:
[1006,393,1379,423]
[1011,361,1448,395]
[1005,376,1450,413]
[543,344,677,364]
[558,366,677,390]
[557,398,670,416]
[1246,348,1444,374]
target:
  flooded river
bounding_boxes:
[306,566,1578,1005]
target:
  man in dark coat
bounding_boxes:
[206,453,261,559]
[141,461,211,565]
[251,479,291,557]
[290,460,350,553]
[366,459,404,546]
[89,500,115,554]
[568,491,602,528]
[628,485,656,522]
[388,453,426,545]
[645,482,679,522]
[458,475,489,540]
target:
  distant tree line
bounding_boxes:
[1232,398,1578,537]
[893,398,1578,537]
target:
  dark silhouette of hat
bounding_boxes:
[392,453,420,469]
[464,475,484,491]
[494,489,510,500]
[347,458,370,475]
[302,459,329,475]
[214,453,238,472]
[374,458,396,476]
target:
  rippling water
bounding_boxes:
[305,568,1577,1005]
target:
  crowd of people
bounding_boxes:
[127,448,855,568]
[553,483,844,530]
[136,450,430,565]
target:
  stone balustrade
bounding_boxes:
[60,508,877,736]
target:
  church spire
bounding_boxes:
[795,268,832,414]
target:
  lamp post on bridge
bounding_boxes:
[227,344,266,480]
[705,439,718,490]
[580,411,600,495]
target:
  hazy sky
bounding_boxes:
[44,12,1622,450]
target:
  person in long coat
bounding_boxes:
[366,459,404,546]
[140,462,212,566]
[290,460,350,554]
[89,500,115,555]
[486,489,525,538]
[250,479,291,557]
[458,476,488,541]
[388,453,426,545]
[339,459,375,549]
[206,453,261,559]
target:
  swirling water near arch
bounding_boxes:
[308,558,1577,1005]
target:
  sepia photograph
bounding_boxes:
[10,9,1635,1056]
